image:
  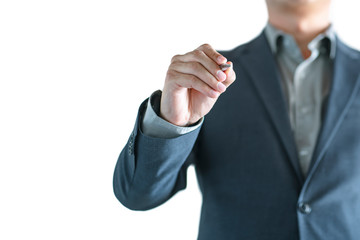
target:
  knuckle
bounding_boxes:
[166,69,176,79]
[169,61,179,69]
[171,54,180,63]
[192,49,204,59]
[200,43,211,49]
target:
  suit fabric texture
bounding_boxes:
[113,31,360,240]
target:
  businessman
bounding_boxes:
[114,0,360,239]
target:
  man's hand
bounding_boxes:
[160,44,236,126]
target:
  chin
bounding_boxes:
[270,0,324,4]
[288,0,324,4]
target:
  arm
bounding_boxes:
[113,44,236,210]
[113,94,201,210]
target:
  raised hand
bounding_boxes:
[160,44,236,126]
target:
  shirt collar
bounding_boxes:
[264,22,336,59]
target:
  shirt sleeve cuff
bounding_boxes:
[141,90,203,139]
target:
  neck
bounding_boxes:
[267,1,331,58]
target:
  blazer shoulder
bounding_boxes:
[337,36,360,60]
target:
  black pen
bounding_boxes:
[220,63,231,71]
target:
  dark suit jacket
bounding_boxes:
[113,31,360,240]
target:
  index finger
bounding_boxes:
[197,43,227,65]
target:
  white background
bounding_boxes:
[0,0,359,239]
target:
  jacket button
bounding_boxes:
[298,202,312,214]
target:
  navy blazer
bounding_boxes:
[113,31,360,240]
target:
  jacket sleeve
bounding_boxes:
[113,97,201,210]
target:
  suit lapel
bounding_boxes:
[232,33,360,186]
[236,32,305,184]
[306,38,360,181]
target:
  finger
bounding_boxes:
[222,61,236,87]
[197,43,227,65]
[167,69,221,98]
[169,61,225,93]
[171,50,227,82]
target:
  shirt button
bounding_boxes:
[298,202,312,214]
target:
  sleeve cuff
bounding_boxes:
[141,90,203,139]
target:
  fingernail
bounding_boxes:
[217,82,226,92]
[216,70,226,81]
[217,56,227,64]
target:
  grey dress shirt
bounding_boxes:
[141,23,336,176]
[265,24,336,175]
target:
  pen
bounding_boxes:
[220,63,231,71]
